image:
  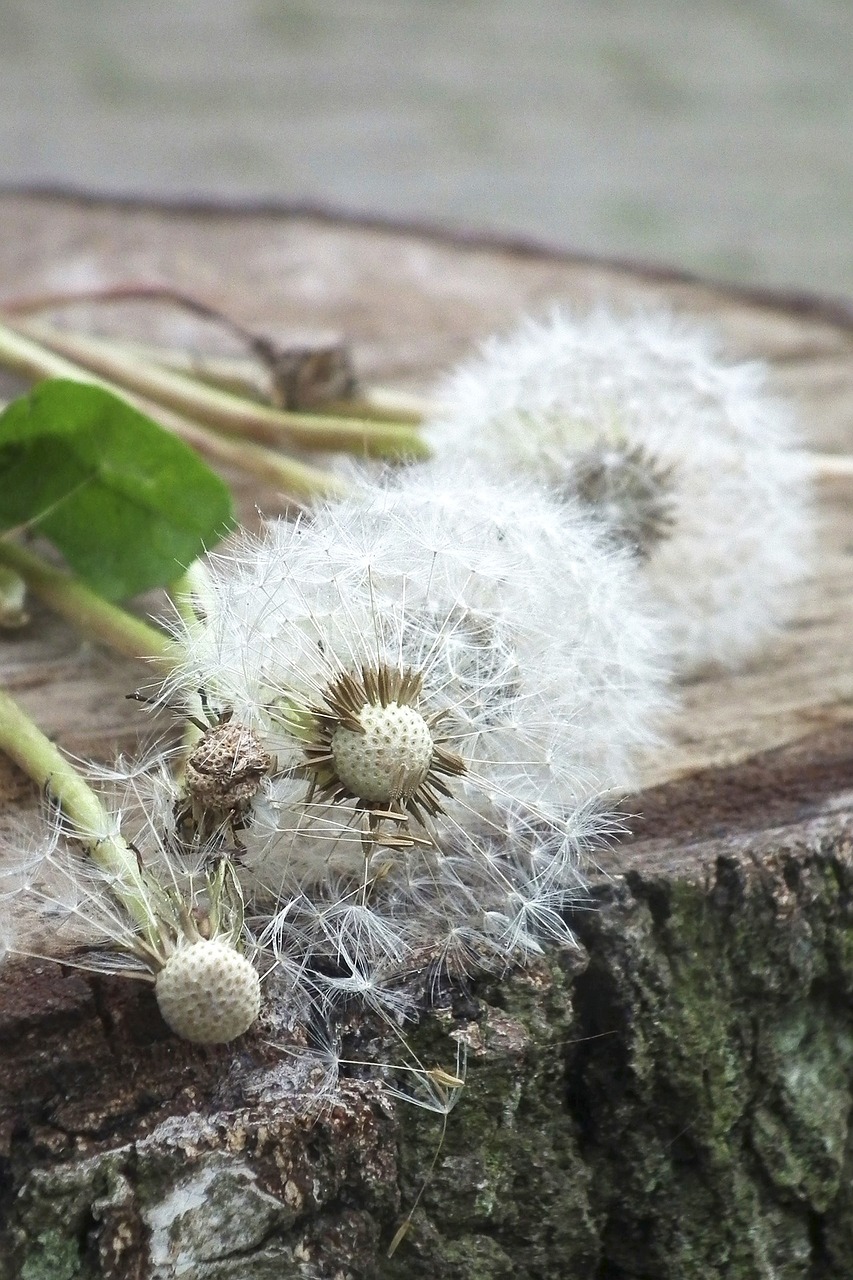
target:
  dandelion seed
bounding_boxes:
[3,814,262,1042]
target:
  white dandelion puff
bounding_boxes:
[425,306,814,675]
[140,469,667,1020]
[160,468,669,896]
[0,755,262,1045]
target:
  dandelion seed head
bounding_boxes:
[569,441,676,558]
[427,306,813,674]
[330,701,434,805]
[163,468,668,889]
[2,755,264,1043]
[154,937,261,1043]
[146,471,665,1048]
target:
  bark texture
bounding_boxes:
[4,747,853,1279]
[1,192,852,1278]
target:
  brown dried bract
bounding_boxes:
[183,712,272,834]
[568,441,676,559]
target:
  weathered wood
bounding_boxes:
[1,192,853,1279]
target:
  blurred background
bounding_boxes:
[1,0,851,297]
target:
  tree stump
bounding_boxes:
[1,191,852,1279]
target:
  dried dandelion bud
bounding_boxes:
[184,715,271,814]
[154,938,261,1043]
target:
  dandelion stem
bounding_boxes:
[810,453,853,481]
[170,418,351,500]
[128,343,275,404]
[0,686,162,936]
[0,540,177,670]
[8,319,430,460]
[168,564,207,634]
[323,389,427,425]
[167,565,210,757]
[40,336,430,426]
[0,321,352,501]
[1,284,430,425]
[0,563,28,628]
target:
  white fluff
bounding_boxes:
[256,815,599,1019]
[147,469,671,1010]
[3,452,670,1065]
[426,307,814,675]
[0,758,262,1044]
[162,469,669,887]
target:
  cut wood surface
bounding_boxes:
[1,192,853,1280]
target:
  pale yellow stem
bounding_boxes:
[0,564,28,628]
[0,321,349,501]
[45,334,433,425]
[168,416,350,500]
[0,540,177,670]
[330,387,434,424]
[0,686,163,936]
[809,454,853,481]
[167,565,211,758]
[11,319,429,459]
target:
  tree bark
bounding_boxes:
[4,732,853,1278]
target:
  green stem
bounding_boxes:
[63,339,429,425]
[167,565,210,759]
[0,686,162,936]
[325,387,431,425]
[47,338,277,406]
[0,322,351,501]
[0,540,177,671]
[0,563,28,628]
[11,319,430,461]
[169,564,209,632]
[0,319,100,384]
[171,416,351,500]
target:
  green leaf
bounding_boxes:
[0,378,234,600]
